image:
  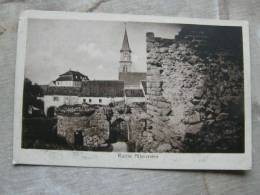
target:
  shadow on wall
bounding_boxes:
[109,118,128,143]
[47,106,56,118]
[144,25,244,153]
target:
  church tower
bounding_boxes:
[119,28,132,73]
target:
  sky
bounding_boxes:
[25,18,181,85]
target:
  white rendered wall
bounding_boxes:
[43,95,79,115]
[79,97,124,105]
[52,81,81,87]
[125,97,145,104]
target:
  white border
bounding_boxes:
[13,10,252,170]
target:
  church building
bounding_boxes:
[42,27,147,117]
[118,28,146,89]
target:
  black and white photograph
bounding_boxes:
[13,11,251,170]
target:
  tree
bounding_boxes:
[23,78,44,117]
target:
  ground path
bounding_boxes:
[112,141,128,152]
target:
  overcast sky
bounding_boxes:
[25,18,181,84]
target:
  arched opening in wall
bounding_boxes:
[109,118,128,143]
[47,106,56,118]
[74,130,83,146]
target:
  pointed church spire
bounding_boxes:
[121,27,131,52]
[119,25,132,73]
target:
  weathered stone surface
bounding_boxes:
[56,105,110,147]
[157,143,172,152]
[216,112,229,121]
[185,122,204,134]
[184,111,201,124]
[56,102,148,148]
[152,129,165,141]
[141,25,244,153]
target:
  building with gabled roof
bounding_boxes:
[43,86,81,115]
[79,80,125,105]
[118,28,146,89]
[124,89,144,97]
[80,80,124,97]
[119,72,146,89]
[46,86,81,96]
[50,70,89,87]
[124,88,145,104]
[42,27,147,117]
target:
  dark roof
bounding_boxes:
[80,81,124,97]
[45,86,81,96]
[121,29,131,52]
[125,89,144,97]
[141,81,147,95]
[56,70,89,82]
[119,72,146,86]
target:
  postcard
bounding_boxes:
[13,10,251,170]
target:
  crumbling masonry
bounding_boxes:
[140,25,244,153]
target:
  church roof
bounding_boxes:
[80,81,124,97]
[125,89,144,97]
[119,72,146,87]
[45,86,81,96]
[120,29,131,52]
[56,70,89,82]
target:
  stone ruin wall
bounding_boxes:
[141,26,244,153]
[56,103,148,150]
[57,106,110,147]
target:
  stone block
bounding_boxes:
[159,47,168,53]
[194,89,204,99]
[184,111,201,124]
[216,113,229,121]
[157,143,172,152]
[185,122,203,134]
[152,129,165,141]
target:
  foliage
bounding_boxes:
[23,78,44,117]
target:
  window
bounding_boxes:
[89,99,92,103]
[53,96,59,101]
[99,99,102,103]
[83,99,86,103]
